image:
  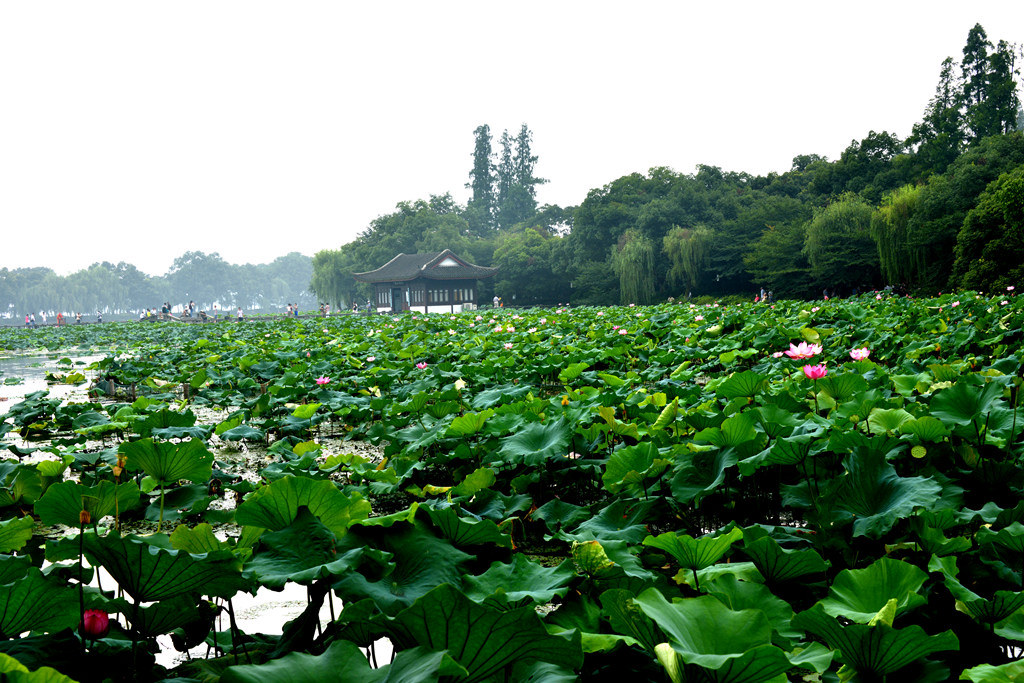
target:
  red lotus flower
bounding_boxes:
[80,609,110,639]
[849,348,870,361]
[315,376,331,385]
[802,364,828,380]
[784,342,822,359]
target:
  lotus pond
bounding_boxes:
[2,292,1024,682]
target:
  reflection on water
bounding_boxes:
[0,352,104,415]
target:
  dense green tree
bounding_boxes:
[803,194,880,294]
[166,252,232,309]
[491,228,567,306]
[906,132,1024,289]
[612,229,655,305]
[908,57,965,176]
[495,124,546,230]
[871,184,925,287]
[951,165,1024,290]
[662,225,712,296]
[466,124,496,235]
[744,221,814,299]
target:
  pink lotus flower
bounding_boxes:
[80,609,110,639]
[772,351,785,358]
[367,356,375,362]
[849,348,870,361]
[784,342,822,359]
[416,362,428,369]
[1009,286,1015,291]
[694,315,704,322]
[612,325,620,330]
[503,342,513,349]
[539,318,547,324]
[494,326,503,332]
[952,301,959,307]
[811,307,819,312]
[803,364,828,380]
[315,376,331,385]
[618,329,627,335]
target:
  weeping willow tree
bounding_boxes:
[870,184,924,286]
[804,193,880,292]
[662,225,713,296]
[612,229,655,305]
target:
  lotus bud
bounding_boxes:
[80,609,110,639]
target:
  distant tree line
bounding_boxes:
[311,25,1024,308]
[0,252,316,321]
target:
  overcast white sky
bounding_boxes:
[1,1,1022,277]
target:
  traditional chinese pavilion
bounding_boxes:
[353,249,498,314]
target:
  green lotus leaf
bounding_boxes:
[669,447,738,505]
[530,499,591,534]
[494,418,572,466]
[602,442,670,495]
[557,362,591,383]
[451,467,496,497]
[0,517,35,553]
[634,589,793,683]
[564,499,656,544]
[0,653,78,683]
[930,380,1003,427]
[817,372,869,403]
[960,660,1024,682]
[817,557,928,623]
[333,520,473,615]
[599,588,662,654]
[234,475,370,538]
[900,416,951,442]
[463,555,574,609]
[741,527,828,583]
[750,404,800,439]
[149,425,214,440]
[792,603,958,677]
[81,532,247,602]
[715,370,768,401]
[696,412,758,448]
[222,638,467,683]
[386,583,583,683]
[867,408,914,435]
[421,505,512,548]
[0,554,32,584]
[290,403,321,420]
[643,527,744,578]
[246,507,365,588]
[978,522,1024,553]
[219,425,266,442]
[0,568,81,638]
[169,522,229,554]
[121,437,214,486]
[704,573,800,641]
[650,396,679,431]
[447,409,495,437]
[833,450,942,538]
[134,408,198,438]
[104,594,202,637]
[34,480,140,528]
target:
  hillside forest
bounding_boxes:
[1,24,1021,318]
[310,24,1024,308]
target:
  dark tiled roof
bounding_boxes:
[353,249,497,283]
